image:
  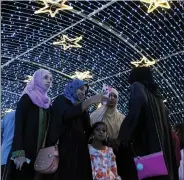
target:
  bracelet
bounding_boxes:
[12,150,25,158]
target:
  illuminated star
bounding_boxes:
[53,35,82,50]
[24,75,33,83]
[71,71,92,80]
[131,56,156,67]
[34,0,73,17]
[140,0,170,13]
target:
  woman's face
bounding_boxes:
[93,124,107,141]
[42,73,52,90]
[76,85,88,101]
[107,92,118,107]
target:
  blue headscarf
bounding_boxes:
[64,79,89,104]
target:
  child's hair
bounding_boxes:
[89,122,108,145]
[91,122,107,134]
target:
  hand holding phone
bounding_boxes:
[101,84,112,105]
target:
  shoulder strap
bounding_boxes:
[40,108,59,149]
[145,89,163,151]
[131,88,164,157]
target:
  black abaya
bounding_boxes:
[46,95,92,180]
[6,94,50,180]
[117,82,179,180]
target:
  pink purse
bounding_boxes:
[134,152,168,180]
[34,109,59,174]
[34,144,59,174]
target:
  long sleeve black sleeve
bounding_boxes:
[83,111,92,140]
[46,95,85,146]
[61,96,84,125]
[12,94,31,157]
[118,82,146,143]
[63,104,83,123]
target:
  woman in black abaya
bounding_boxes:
[45,79,104,180]
[116,67,179,180]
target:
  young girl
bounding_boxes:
[88,122,121,180]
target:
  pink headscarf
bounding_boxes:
[22,69,51,109]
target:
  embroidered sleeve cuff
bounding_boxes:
[12,150,25,158]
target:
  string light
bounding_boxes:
[53,35,82,50]
[71,71,92,80]
[1,1,184,125]
[34,0,73,17]
[140,0,171,13]
[24,75,33,83]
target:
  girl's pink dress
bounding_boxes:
[88,145,121,180]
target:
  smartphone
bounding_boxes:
[101,84,111,105]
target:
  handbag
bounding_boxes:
[34,109,59,174]
[133,151,168,180]
[132,91,168,180]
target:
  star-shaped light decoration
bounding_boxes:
[71,71,92,80]
[34,0,73,17]
[131,56,156,67]
[24,75,33,83]
[53,35,82,50]
[140,0,170,13]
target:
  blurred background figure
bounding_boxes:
[173,123,184,180]
[1,111,15,179]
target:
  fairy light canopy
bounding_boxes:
[1,0,184,125]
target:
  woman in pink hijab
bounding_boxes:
[10,69,52,180]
